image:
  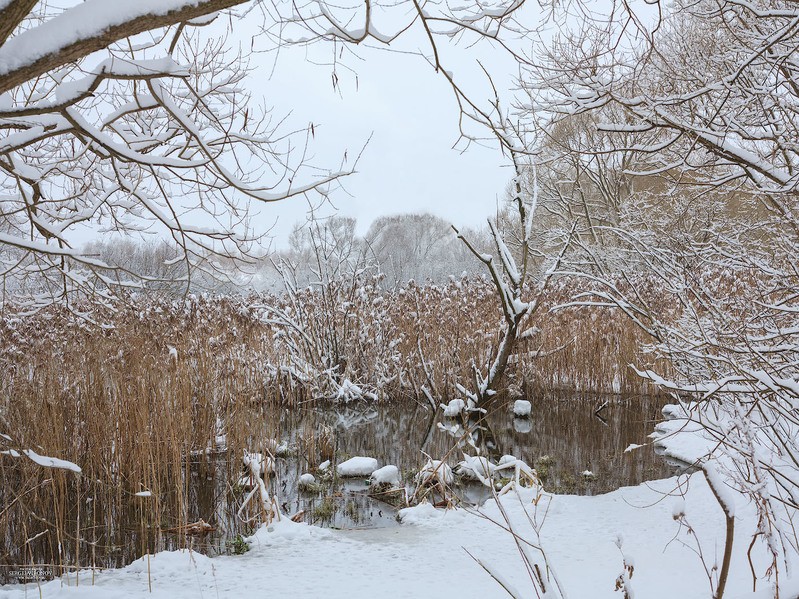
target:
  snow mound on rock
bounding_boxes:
[513,400,532,417]
[337,456,379,477]
[371,464,401,486]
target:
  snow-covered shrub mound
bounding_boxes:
[260,438,291,458]
[299,473,316,489]
[416,459,453,486]
[334,379,377,402]
[456,454,497,485]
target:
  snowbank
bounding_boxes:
[246,517,333,547]
[649,402,712,465]
[1,474,796,599]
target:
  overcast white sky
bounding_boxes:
[235,18,520,247]
[58,7,521,253]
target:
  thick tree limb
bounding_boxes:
[0,0,248,95]
[0,0,38,47]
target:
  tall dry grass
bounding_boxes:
[0,276,669,579]
[0,297,286,580]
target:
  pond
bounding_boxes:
[1,394,678,584]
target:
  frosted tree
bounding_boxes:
[0,0,551,311]
[525,0,799,589]
[453,115,574,408]
[0,0,357,309]
[364,213,470,286]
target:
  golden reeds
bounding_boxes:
[0,276,669,579]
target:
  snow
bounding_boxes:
[0,231,107,266]
[512,399,532,417]
[0,0,223,78]
[702,463,737,518]
[672,498,686,519]
[441,398,465,417]
[134,491,152,498]
[242,451,273,476]
[246,517,333,547]
[298,473,316,488]
[20,449,81,473]
[1,474,790,599]
[336,456,379,477]
[648,403,709,465]
[370,465,401,486]
[456,454,497,485]
[416,458,454,486]
[334,379,374,403]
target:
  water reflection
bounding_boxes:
[296,394,674,497]
[1,395,675,583]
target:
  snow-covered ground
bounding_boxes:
[2,473,794,599]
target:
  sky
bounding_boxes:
[22,0,539,254]
[227,12,521,247]
[4,0,664,257]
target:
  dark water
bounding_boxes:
[1,395,676,583]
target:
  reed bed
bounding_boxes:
[0,275,668,580]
